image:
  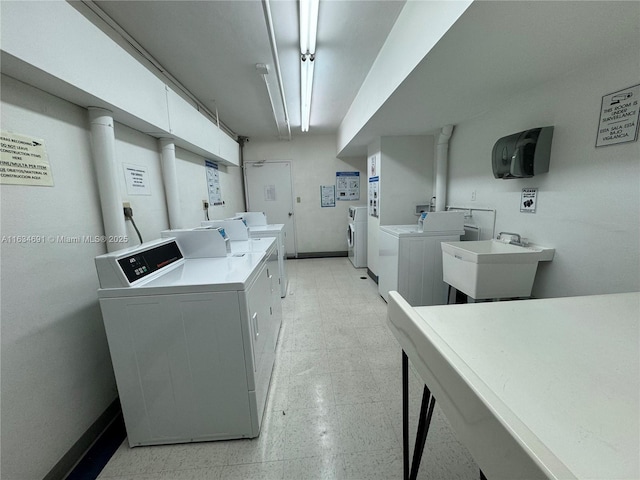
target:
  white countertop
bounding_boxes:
[387,291,640,480]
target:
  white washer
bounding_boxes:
[200,220,288,298]
[378,211,464,306]
[247,224,289,297]
[95,237,281,447]
[348,206,368,268]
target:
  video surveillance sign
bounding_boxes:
[596,84,639,147]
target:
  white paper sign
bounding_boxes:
[264,185,276,201]
[123,164,150,195]
[596,84,640,147]
[205,160,223,205]
[520,188,538,213]
[0,131,53,186]
[321,185,335,207]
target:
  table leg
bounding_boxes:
[402,351,409,480]
[409,386,436,480]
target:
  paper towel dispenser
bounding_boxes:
[492,126,554,179]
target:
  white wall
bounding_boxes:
[115,124,170,246]
[244,135,366,254]
[0,74,246,479]
[0,75,117,480]
[446,49,640,298]
[366,135,435,275]
[175,148,245,228]
[338,0,472,154]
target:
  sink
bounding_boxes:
[441,240,554,299]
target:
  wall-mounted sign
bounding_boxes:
[520,187,538,213]
[369,154,378,177]
[321,185,335,207]
[336,171,359,201]
[0,131,53,186]
[205,160,223,205]
[123,163,150,195]
[368,176,379,218]
[596,83,639,147]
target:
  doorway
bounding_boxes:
[243,161,297,257]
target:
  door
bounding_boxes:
[244,161,297,257]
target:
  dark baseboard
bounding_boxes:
[294,251,348,259]
[44,398,125,480]
[367,268,378,284]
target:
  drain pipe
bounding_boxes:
[159,138,183,229]
[88,108,127,252]
[435,124,454,212]
[237,136,249,210]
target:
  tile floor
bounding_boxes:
[97,258,479,480]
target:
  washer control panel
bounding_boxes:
[117,241,183,284]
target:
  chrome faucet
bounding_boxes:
[497,231,526,246]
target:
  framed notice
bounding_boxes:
[336,171,359,201]
[321,185,335,207]
[205,160,223,205]
[596,84,640,147]
[368,176,379,218]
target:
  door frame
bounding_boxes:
[243,160,298,258]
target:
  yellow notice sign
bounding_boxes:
[0,131,53,186]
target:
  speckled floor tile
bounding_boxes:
[334,403,399,453]
[288,349,331,377]
[162,441,229,472]
[336,449,403,480]
[323,324,362,350]
[283,455,341,480]
[97,442,171,477]
[219,460,284,480]
[225,409,287,465]
[326,348,370,373]
[287,372,335,410]
[283,406,341,459]
[331,369,382,405]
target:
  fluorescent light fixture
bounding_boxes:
[300,56,314,132]
[299,0,319,132]
[299,0,319,55]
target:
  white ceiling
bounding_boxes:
[340,0,640,156]
[87,1,639,156]
[92,0,406,141]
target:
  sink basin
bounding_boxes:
[441,240,554,299]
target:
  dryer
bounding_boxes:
[348,206,368,268]
[95,237,281,447]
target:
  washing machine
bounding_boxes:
[95,236,281,447]
[378,211,464,306]
[348,206,368,268]
[202,220,288,297]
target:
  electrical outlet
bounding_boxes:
[296,197,301,203]
[471,190,477,201]
[123,202,131,209]
[202,200,209,210]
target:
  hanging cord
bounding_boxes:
[123,205,143,244]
